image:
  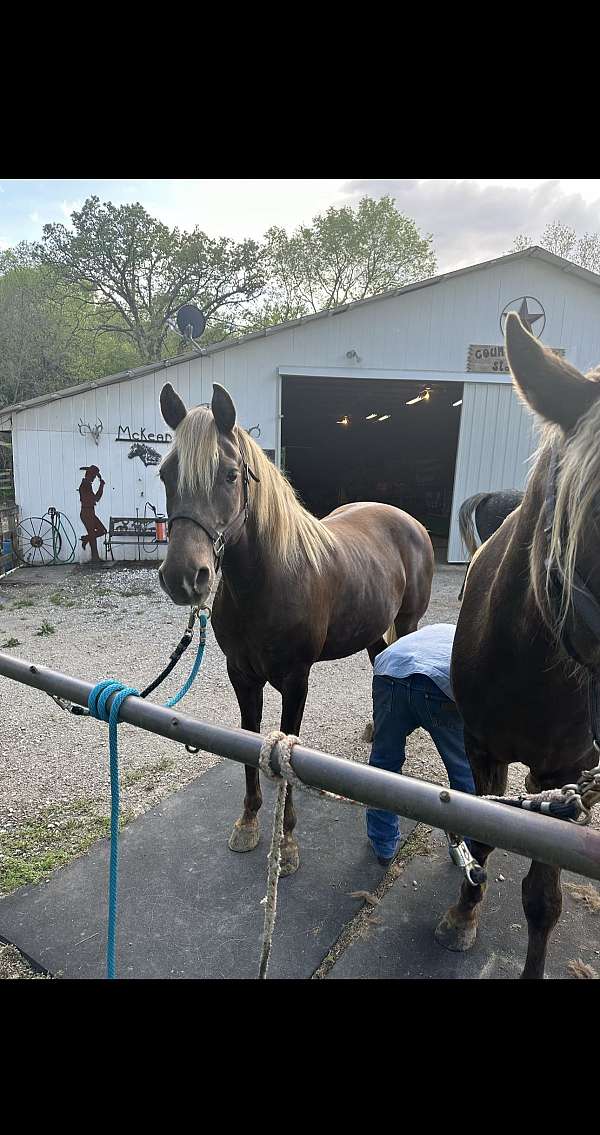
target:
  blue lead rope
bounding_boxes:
[164,613,208,708]
[88,680,139,979]
[87,612,208,979]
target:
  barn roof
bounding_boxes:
[2,246,600,419]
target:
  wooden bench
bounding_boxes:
[105,516,168,561]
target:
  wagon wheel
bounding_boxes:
[47,511,77,564]
[13,516,62,566]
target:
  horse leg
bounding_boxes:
[277,668,310,877]
[367,639,387,663]
[227,664,266,855]
[435,739,507,953]
[393,612,419,639]
[520,862,562,980]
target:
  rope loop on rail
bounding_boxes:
[257,730,366,980]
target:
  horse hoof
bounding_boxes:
[279,840,300,877]
[362,720,374,744]
[228,818,260,853]
[434,912,477,953]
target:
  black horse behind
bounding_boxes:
[457,490,524,599]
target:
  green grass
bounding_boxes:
[35,620,56,636]
[121,756,172,788]
[1,637,21,649]
[0,799,133,895]
[11,598,34,609]
[49,593,77,608]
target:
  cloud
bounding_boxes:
[342,179,600,270]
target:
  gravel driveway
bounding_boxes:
[0,560,530,835]
[0,557,576,977]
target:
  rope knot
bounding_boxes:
[88,680,140,723]
[258,730,301,785]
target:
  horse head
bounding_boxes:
[506,312,600,665]
[158,382,248,607]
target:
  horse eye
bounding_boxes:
[227,470,238,483]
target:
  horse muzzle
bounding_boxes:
[158,561,213,607]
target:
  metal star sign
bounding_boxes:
[500,297,546,339]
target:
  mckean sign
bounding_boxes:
[467,345,565,375]
[115,425,173,444]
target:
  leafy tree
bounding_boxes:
[252,196,436,326]
[37,197,267,362]
[512,220,600,273]
[0,249,140,408]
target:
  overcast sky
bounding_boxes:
[2,179,600,271]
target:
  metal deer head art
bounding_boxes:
[78,418,103,445]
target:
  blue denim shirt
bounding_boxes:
[373,623,456,700]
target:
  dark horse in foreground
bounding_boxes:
[457,490,524,600]
[437,312,600,978]
[158,382,434,875]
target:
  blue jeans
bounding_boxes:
[366,673,476,861]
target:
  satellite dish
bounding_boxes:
[176,304,206,341]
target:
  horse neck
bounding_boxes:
[220,517,270,602]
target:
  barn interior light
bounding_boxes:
[366,413,378,420]
[337,415,350,427]
[378,414,391,422]
[406,387,432,406]
[453,399,463,408]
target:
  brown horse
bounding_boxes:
[158,382,434,875]
[436,312,600,979]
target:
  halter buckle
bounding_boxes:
[213,533,226,559]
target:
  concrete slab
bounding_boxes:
[0,761,416,979]
[326,831,600,979]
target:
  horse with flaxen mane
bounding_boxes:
[457,489,524,600]
[157,382,434,876]
[436,312,600,979]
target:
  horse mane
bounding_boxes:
[530,378,600,635]
[170,405,337,572]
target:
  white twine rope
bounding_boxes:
[257,730,365,980]
[256,733,600,978]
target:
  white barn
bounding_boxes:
[2,246,600,564]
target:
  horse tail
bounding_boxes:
[458,493,489,558]
[384,623,398,646]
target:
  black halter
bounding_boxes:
[544,443,600,747]
[167,459,260,571]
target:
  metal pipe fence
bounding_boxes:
[1,649,599,882]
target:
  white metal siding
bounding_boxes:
[447,383,539,562]
[7,254,600,563]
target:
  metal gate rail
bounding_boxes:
[1,649,599,882]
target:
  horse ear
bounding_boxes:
[211,383,236,434]
[505,312,599,432]
[160,383,187,430]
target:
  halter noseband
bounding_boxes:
[167,458,259,571]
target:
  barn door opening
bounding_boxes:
[281,376,464,556]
